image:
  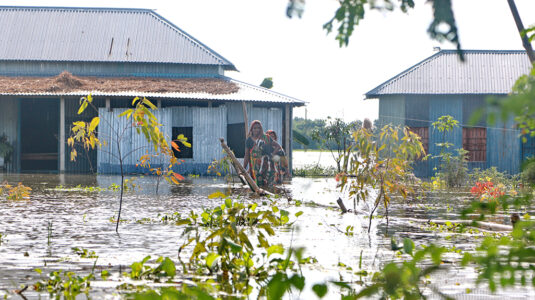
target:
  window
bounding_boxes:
[172,127,193,159]
[226,123,245,158]
[408,127,429,155]
[463,127,486,162]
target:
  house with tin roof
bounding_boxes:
[0,6,304,174]
[365,49,533,177]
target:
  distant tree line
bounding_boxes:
[292,117,377,151]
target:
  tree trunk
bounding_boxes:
[116,147,124,233]
[507,0,535,63]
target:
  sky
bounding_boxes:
[1,0,535,122]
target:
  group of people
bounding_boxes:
[243,120,290,187]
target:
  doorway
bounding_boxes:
[20,99,59,172]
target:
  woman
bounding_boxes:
[265,130,289,184]
[243,121,279,187]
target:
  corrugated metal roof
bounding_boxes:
[0,6,236,70]
[365,50,533,98]
[0,77,305,106]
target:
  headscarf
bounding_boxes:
[248,120,264,138]
[266,130,278,141]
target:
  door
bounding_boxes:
[20,98,59,172]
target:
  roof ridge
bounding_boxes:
[0,6,152,12]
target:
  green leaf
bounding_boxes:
[312,283,328,298]
[205,253,220,269]
[295,211,303,217]
[34,268,42,274]
[224,238,242,253]
[158,257,176,277]
[289,274,305,291]
[267,244,284,257]
[403,238,414,256]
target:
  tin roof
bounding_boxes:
[0,73,305,105]
[0,6,236,70]
[365,50,533,98]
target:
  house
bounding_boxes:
[365,50,533,177]
[0,6,304,174]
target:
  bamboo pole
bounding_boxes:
[219,138,272,196]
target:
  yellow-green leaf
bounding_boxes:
[89,117,100,132]
[205,253,220,268]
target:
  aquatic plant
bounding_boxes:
[338,125,425,232]
[169,192,308,297]
[459,192,535,292]
[357,239,449,299]
[33,268,94,298]
[470,180,505,202]
[127,256,176,280]
[72,247,98,259]
[207,155,233,182]
[0,182,32,200]
[292,164,337,177]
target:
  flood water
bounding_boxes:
[292,151,336,169]
[0,173,534,299]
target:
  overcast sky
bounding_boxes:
[2,0,535,122]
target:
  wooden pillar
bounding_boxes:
[59,97,66,173]
[285,104,291,168]
[242,101,249,137]
[157,99,162,109]
[289,105,293,173]
[208,101,212,108]
[105,97,111,112]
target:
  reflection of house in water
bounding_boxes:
[0,6,304,174]
[366,50,532,177]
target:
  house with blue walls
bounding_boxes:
[365,50,533,177]
[0,6,304,174]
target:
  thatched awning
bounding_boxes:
[0,71,239,94]
[0,72,305,105]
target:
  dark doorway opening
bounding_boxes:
[20,99,59,172]
[227,123,245,158]
[172,127,193,159]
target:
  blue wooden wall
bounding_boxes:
[487,119,520,174]
[379,94,522,177]
[378,95,405,127]
[429,95,463,174]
